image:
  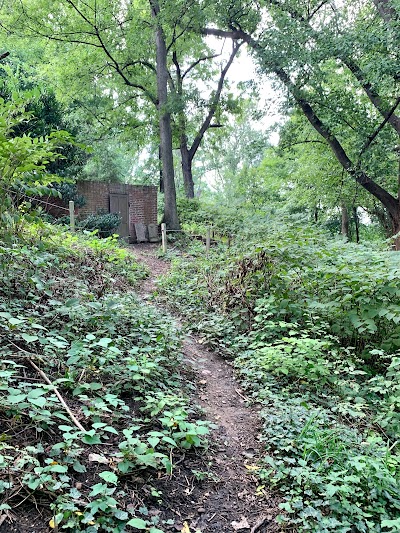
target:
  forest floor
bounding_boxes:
[131,244,281,532]
[0,244,281,533]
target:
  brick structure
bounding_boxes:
[76,181,158,243]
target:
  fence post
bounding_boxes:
[161,223,167,253]
[69,201,75,232]
[206,226,211,255]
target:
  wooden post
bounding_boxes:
[69,201,75,232]
[161,223,167,253]
[206,226,211,255]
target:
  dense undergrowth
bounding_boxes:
[157,208,400,532]
[0,223,210,532]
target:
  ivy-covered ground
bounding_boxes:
[0,224,214,532]
[156,206,400,533]
[2,210,400,533]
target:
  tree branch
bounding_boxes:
[342,57,400,135]
[359,96,400,158]
[274,65,400,219]
[65,0,94,28]
[94,29,158,105]
[183,53,221,79]
[308,0,330,21]
[280,139,328,150]
[188,42,242,160]
[121,60,156,73]
[262,3,400,134]
[373,0,399,24]
[29,359,86,432]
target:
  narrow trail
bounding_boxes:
[131,245,281,533]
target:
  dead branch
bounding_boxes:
[28,359,86,432]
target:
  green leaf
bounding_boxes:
[72,460,87,473]
[27,388,48,399]
[148,437,160,448]
[81,432,102,445]
[103,426,119,434]
[97,337,113,347]
[89,483,108,497]
[8,317,24,325]
[382,519,400,528]
[98,471,118,485]
[21,333,39,343]
[28,397,47,408]
[7,393,26,404]
[126,518,148,529]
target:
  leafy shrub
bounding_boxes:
[157,209,400,531]
[54,182,86,208]
[77,212,122,237]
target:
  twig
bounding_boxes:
[28,359,86,432]
[235,388,251,403]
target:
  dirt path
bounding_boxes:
[131,245,281,533]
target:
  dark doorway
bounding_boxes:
[109,193,129,238]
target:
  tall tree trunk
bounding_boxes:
[171,45,240,199]
[353,207,360,243]
[180,140,194,198]
[158,144,164,193]
[341,204,350,240]
[150,0,180,230]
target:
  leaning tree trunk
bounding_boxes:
[150,0,180,230]
[180,141,195,199]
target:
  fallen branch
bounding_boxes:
[235,388,251,403]
[28,359,86,432]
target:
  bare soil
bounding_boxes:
[131,244,282,532]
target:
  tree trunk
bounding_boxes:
[391,215,400,250]
[158,144,164,193]
[150,0,180,230]
[353,207,360,243]
[341,204,350,240]
[180,141,194,198]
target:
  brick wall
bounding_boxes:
[76,181,110,218]
[76,181,158,241]
[36,196,71,218]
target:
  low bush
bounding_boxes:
[77,212,122,237]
